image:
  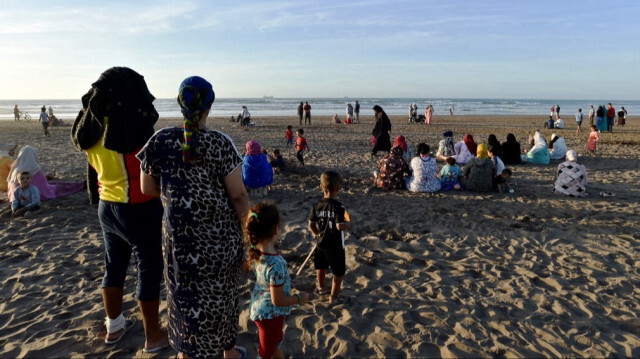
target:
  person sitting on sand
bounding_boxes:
[242,140,274,194]
[462,144,494,192]
[269,149,285,174]
[488,145,505,176]
[554,117,565,129]
[494,168,513,193]
[452,134,475,166]
[522,131,550,164]
[374,145,410,190]
[549,133,567,160]
[435,131,455,161]
[11,171,43,218]
[487,134,503,158]
[7,146,84,203]
[405,143,441,193]
[439,157,463,191]
[501,133,522,165]
[544,116,554,129]
[0,144,18,192]
[553,150,588,197]
[393,135,413,163]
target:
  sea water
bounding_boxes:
[1,98,637,121]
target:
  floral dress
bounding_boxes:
[405,156,441,192]
[375,147,410,190]
[137,127,243,357]
[250,253,292,321]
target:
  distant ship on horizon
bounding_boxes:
[263,96,274,99]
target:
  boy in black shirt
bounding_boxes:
[308,170,350,304]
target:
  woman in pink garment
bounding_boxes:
[425,104,433,125]
[7,146,84,202]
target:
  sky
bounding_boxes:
[1,0,639,100]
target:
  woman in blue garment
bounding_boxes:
[522,131,550,164]
[242,140,273,191]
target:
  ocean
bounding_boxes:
[1,98,636,122]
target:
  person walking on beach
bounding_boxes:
[606,103,615,132]
[346,103,354,124]
[449,106,454,116]
[38,107,49,136]
[425,104,433,125]
[138,76,249,358]
[371,105,392,156]
[588,105,595,126]
[354,100,360,124]
[48,106,54,117]
[71,67,167,353]
[303,101,311,125]
[295,128,309,165]
[309,170,351,304]
[618,106,627,126]
[550,105,555,118]
[14,105,19,121]
[555,104,560,121]
[575,108,583,133]
[241,105,251,130]
[297,102,304,125]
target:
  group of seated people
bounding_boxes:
[1,144,85,217]
[373,130,588,196]
[241,140,285,197]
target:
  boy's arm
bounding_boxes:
[308,220,319,236]
[11,189,20,211]
[26,187,41,209]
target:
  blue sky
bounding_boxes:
[1,0,638,100]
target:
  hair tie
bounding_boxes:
[250,213,258,219]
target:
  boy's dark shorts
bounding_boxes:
[313,247,346,276]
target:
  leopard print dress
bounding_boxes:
[138,127,243,357]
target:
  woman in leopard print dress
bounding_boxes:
[138,76,249,358]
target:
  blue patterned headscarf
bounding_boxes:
[177,76,215,165]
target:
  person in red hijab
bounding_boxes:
[463,134,477,155]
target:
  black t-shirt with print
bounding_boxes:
[309,198,347,252]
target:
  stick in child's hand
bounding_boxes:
[296,244,316,276]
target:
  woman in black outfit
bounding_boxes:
[501,133,522,164]
[371,105,392,156]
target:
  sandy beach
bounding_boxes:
[1,114,640,358]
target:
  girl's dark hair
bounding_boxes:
[445,157,456,166]
[245,202,281,265]
[372,105,384,113]
[416,143,430,155]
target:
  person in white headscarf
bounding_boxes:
[7,146,84,202]
[549,133,568,160]
[553,150,588,197]
[522,131,550,164]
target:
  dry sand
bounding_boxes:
[1,114,640,358]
